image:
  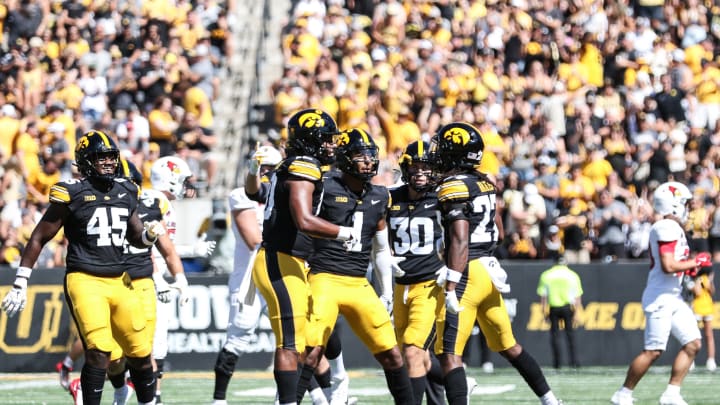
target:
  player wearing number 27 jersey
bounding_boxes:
[430,122,561,405]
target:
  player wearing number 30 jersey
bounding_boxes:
[430,122,561,405]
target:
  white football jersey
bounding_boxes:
[228,187,264,275]
[642,218,689,308]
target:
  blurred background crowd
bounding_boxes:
[2,0,720,271]
[263,0,720,265]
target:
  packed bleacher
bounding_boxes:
[264,0,720,264]
[0,0,234,267]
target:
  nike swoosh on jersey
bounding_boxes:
[371,200,381,205]
[119,193,127,198]
[424,203,435,208]
[138,213,148,218]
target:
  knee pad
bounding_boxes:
[214,349,239,376]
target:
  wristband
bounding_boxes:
[142,230,157,246]
[446,269,463,283]
[16,266,32,279]
[336,226,353,241]
[173,273,187,285]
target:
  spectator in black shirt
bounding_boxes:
[654,73,686,123]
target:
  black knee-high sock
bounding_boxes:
[443,367,467,405]
[427,354,444,385]
[384,366,414,404]
[410,376,426,405]
[314,368,332,389]
[213,349,239,400]
[128,362,156,403]
[108,370,126,389]
[275,369,298,404]
[295,364,315,403]
[509,349,550,397]
[326,329,342,360]
[81,364,106,405]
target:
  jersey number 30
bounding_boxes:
[87,207,129,247]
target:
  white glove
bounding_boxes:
[445,290,464,314]
[169,273,190,306]
[479,257,510,293]
[435,266,449,287]
[153,272,173,303]
[143,220,166,244]
[248,147,273,175]
[391,256,406,277]
[337,226,359,251]
[380,295,393,315]
[193,234,217,257]
[2,278,27,317]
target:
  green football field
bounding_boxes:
[0,366,716,404]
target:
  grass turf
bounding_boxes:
[0,366,716,404]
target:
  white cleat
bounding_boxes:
[610,390,635,405]
[111,382,134,405]
[482,361,494,373]
[707,358,717,372]
[466,376,478,405]
[659,392,688,405]
[328,373,350,405]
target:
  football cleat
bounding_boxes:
[111,380,134,405]
[482,361,495,374]
[707,358,717,372]
[56,361,72,390]
[68,378,83,405]
[659,392,688,405]
[328,373,350,405]
[610,390,635,405]
[466,376,478,405]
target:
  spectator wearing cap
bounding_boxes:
[507,183,547,248]
[535,155,560,225]
[541,225,563,261]
[187,43,218,101]
[117,104,150,154]
[42,121,72,179]
[77,63,108,126]
[536,258,583,369]
[112,18,142,62]
[176,111,218,189]
[42,101,76,155]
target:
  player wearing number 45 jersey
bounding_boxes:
[429,122,562,405]
[296,128,414,404]
[2,131,166,405]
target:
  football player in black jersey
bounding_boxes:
[2,131,167,405]
[390,140,449,405]
[296,128,414,404]
[429,122,562,405]
[250,109,356,405]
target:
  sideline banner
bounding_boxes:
[1,264,717,371]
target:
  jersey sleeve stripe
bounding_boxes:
[288,161,322,180]
[437,181,469,202]
[49,185,71,203]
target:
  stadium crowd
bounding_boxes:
[266,0,720,265]
[0,0,234,268]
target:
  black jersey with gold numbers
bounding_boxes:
[388,185,445,285]
[309,176,390,277]
[261,155,324,258]
[123,190,163,279]
[49,177,140,276]
[436,173,499,259]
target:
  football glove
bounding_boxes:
[435,266,449,287]
[143,220,166,243]
[445,290,464,314]
[153,271,173,303]
[193,234,217,257]
[391,256,406,277]
[380,295,393,316]
[169,273,190,306]
[1,277,27,318]
[695,252,712,268]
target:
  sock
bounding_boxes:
[314,369,331,389]
[443,367,467,405]
[109,371,126,389]
[274,369,299,405]
[384,366,414,404]
[81,364,107,405]
[296,364,315,403]
[410,376,426,405]
[664,384,681,396]
[326,330,342,360]
[540,391,559,405]
[63,355,74,369]
[113,384,129,404]
[619,387,633,396]
[309,386,327,404]
[508,349,550,397]
[128,362,156,403]
[213,349,239,400]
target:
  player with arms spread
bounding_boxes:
[429,122,561,405]
[296,128,414,404]
[389,140,449,404]
[252,109,355,405]
[2,131,166,405]
[611,182,706,405]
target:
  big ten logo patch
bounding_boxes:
[0,285,72,354]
